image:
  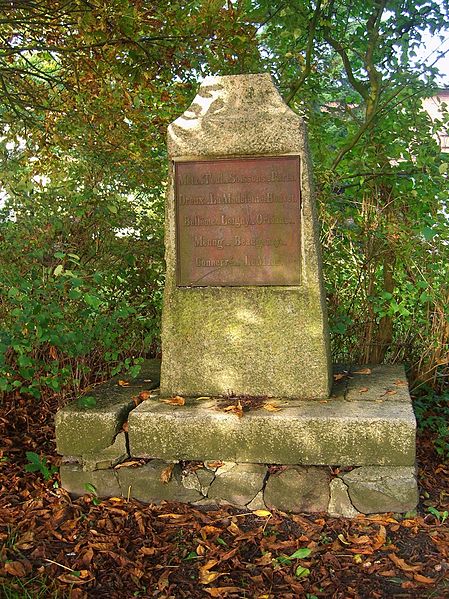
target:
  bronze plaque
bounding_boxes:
[175,156,301,286]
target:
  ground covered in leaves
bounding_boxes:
[1,392,449,599]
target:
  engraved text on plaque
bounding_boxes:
[175,156,301,286]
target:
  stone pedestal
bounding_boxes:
[55,360,418,516]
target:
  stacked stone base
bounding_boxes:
[56,360,418,516]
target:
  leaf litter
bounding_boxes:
[1,391,449,598]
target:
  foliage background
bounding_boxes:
[0,0,448,400]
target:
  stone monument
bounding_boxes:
[55,74,418,516]
[160,73,331,399]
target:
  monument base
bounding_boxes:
[55,360,418,516]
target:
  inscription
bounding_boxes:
[175,156,301,286]
[184,214,295,227]
[179,192,295,205]
[179,170,296,186]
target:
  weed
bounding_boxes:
[0,575,67,599]
[276,547,312,577]
[24,452,58,481]
[84,482,101,505]
[427,506,449,524]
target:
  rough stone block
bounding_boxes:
[59,464,121,498]
[328,478,360,518]
[117,460,203,504]
[342,466,418,514]
[208,463,266,506]
[55,359,160,455]
[264,466,330,513]
[82,432,128,471]
[128,392,416,466]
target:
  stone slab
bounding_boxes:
[328,478,361,518]
[117,461,203,504]
[342,466,418,514]
[129,394,416,466]
[264,466,330,512]
[60,464,121,498]
[208,463,266,506]
[345,364,410,402]
[55,359,160,455]
[82,432,128,471]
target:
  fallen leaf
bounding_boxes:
[372,525,387,550]
[382,389,397,396]
[162,396,185,406]
[196,396,211,400]
[359,387,369,393]
[199,560,221,585]
[157,570,170,591]
[205,587,241,597]
[80,548,94,567]
[401,581,416,589]
[263,402,282,412]
[114,459,142,469]
[200,571,225,585]
[389,553,422,572]
[338,533,351,545]
[351,535,371,545]
[333,373,347,380]
[160,463,174,484]
[255,552,273,566]
[122,421,129,432]
[413,573,435,584]
[139,547,156,556]
[253,509,272,517]
[58,571,92,585]
[223,400,243,417]
[205,460,224,470]
[394,380,408,386]
[353,368,372,375]
[117,380,130,387]
[227,521,241,536]
[15,531,34,550]
[5,561,27,577]
[200,525,222,539]
[133,390,152,406]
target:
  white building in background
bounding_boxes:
[423,89,449,152]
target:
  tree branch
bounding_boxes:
[286,0,322,105]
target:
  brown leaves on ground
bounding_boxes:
[161,395,185,406]
[223,399,244,417]
[132,389,152,406]
[160,463,174,484]
[353,368,372,375]
[218,395,282,417]
[1,393,449,598]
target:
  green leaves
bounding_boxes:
[276,546,312,576]
[84,294,102,310]
[24,452,58,481]
[289,548,312,559]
